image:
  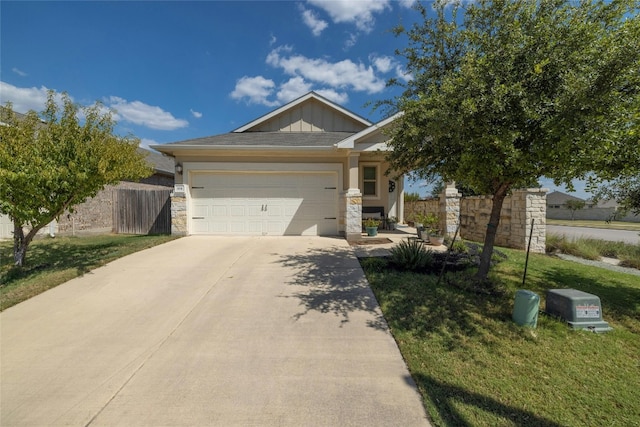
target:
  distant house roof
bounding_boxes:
[546,191,586,205]
[138,148,174,175]
[0,107,46,128]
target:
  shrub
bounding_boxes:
[359,257,389,273]
[390,239,434,271]
[450,239,468,254]
[363,218,380,228]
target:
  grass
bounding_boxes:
[546,233,640,269]
[0,234,179,311]
[547,219,640,231]
[360,248,640,427]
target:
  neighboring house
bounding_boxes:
[152,92,404,239]
[0,148,174,239]
[546,191,591,210]
[55,148,174,235]
[546,190,639,222]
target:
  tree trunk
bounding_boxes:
[475,185,510,281]
[12,220,41,268]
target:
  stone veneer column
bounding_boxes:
[439,182,462,237]
[171,184,188,236]
[344,189,363,241]
[519,188,547,253]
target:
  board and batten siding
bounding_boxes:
[252,99,365,133]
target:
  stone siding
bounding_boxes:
[405,198,439,224]
[170,195,188,236]
[343,190,363,240]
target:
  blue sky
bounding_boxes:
[0,0,588,199]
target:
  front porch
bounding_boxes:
[348,224,448,258]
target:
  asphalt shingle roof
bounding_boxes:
[169,131,355,147]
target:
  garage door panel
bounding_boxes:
[212,206,227,216]
[190,171,338,236]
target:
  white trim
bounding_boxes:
[336,111,403,149]
[233,92,371,133]
[360,163,380,201]
[151,144,337,155]
[184,162,342,175]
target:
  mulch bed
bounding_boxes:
[348,238,393,246]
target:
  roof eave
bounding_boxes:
[150,144,337,155]
[336,111,403,149]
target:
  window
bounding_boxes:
[363,166,377,197]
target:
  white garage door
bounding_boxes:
[190,172,338,236]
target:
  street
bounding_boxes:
[547,225,640,245]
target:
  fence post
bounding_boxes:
[440,182,462,237]
[171,185,188,236]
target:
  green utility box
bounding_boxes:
[545,289,612,333]
[513,290,540,327]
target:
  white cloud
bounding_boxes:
[269,33,277,46]
[0,81,187,131]
[230,75,279,106]
[106,96,188,131]
[345,33,358,50]
[398,0,417,8]
[230,46,393,107]
[139,138,158,151]
[190,109,202,119]
[315,88,349,105]
[370,55,395,73]
[395,65,413,83]
[276,76,313,104]
[306,0,391,33]
[266,46,386,94]
[301,8,328,36]
[12,67,28,77]
[0,81,65,113]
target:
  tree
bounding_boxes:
[590,176,640,218]
[384,0,640,280]
[0,92,152,267]
[404,191,422,202]
[564,199,586,220]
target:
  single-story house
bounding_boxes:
[546,190,639,222]
[152,92,404,240]
[546,191,592,210]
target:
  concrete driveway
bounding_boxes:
[1,236,429,426]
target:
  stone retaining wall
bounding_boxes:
[406,188,547,253]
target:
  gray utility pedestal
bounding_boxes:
[545,289,612,333]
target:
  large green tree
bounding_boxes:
[385,0,640,280]
[0,92,152,267]
[590,176,640,217]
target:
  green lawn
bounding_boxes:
[547,218,640,231]
[0,234,178,311]
[360,249,640,427]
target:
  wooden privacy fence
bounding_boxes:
[114,189,171,235]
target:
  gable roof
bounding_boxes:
[337,112,402,149]
[233,92,371,133]
[546,191,586,205]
